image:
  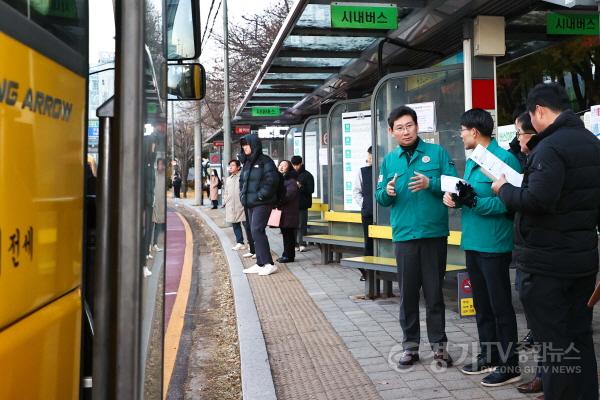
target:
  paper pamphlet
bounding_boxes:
[469,144,523,187]
[441,175,466,194]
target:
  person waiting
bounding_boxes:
[275,160,299,263]
[352,146,374,281]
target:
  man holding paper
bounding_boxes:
[492,83,600,400]
[375,105,457,369]
[443,108,522,387]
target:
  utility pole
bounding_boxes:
[171,101,176,169]
[194,102,202,206]
[222,0,231,178]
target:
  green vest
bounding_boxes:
[460,139,522,253]
[375,139,457,242]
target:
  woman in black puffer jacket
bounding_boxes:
[276,160,299,263]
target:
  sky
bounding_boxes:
[88,0,292,66]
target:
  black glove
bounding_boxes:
[450,193,462,207]
[456,181,477,208]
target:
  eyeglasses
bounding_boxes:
[393,123,415,132]
[516,131,536,138]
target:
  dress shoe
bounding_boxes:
[434,350,453,368]
[397,350,419,369]
[276,257,294,263]
[517,376,543,394]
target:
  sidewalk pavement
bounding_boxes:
[181,199,600,400]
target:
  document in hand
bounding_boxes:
[469,144,523,187]
[441,175,466,194]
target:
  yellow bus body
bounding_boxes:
[0,31,85,398]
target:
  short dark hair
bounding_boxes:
[387,106,418,128]
[291,155,303,165]
[516,112,537,134]
[460,108,494,137]
[526,83,570,113]
[229,159,241,167]
[512,105,526,121]
[367,146,372,154]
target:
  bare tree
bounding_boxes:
[200,0,292,138]
[172,103,197,197]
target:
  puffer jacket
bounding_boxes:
[278,171,300,228]
[499,110,600,278]
[296,165,315,210]
[239,134,279,208]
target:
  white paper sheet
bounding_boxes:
[441,175,466,194]
[469,144,523,187]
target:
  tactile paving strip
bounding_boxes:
[242,257,382,400]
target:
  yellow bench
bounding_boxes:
[368,225,462,246]
[303,234,365,264]
[341,255,466,298]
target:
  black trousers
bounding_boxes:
[296,209,308,246]
[465,251,518,368]
[243,208,255,254]
[519,271,598,400]
[211,200,218,208]
[280,227,296,259]
[361,214,374,256]
[174,186,181,198]
[395,237,448,351]
[248,205,273,266]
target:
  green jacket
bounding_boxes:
[460,139,522,253]
[375,139,457,242]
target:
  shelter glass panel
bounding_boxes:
[372,67,464,256]
[285,125,303,160]
[302,116,325,200]
[283,35,379,52]
[271,57,355,68]
[328,99,370,236]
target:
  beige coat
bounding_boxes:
[209,175,220,201]
[223,172,245,223]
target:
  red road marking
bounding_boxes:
[165,211,186,329]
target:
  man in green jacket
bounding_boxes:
[375,106,457,369]
[443,108,522,387]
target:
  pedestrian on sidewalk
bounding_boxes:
[443,108,521,387]
[172,172,182,198]
[492,83,600,400]
[276,160,299,263]
[375,105,457,369]
[291,155,314,252]
[239,134,279,276]
[352,145,374,281]
[512,111,543,396]
[223,159,248,251]
[209,169,221,209]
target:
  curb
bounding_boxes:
[181,201,277,400]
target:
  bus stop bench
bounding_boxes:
[304,234,365,264]
[307,220,328,234]
[341,256,466,299]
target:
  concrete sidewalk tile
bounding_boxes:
[448,388,488,399]
[412,387,452,399]
[379,387,415,400]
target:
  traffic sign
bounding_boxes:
[547,13,599,35]
[213,140,224,147]
[331,3,398,30]
[234,125,251,135]
[252,106,280,117]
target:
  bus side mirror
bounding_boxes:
[167,0,200,61]
[168,64,206,101]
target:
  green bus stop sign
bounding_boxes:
[547,13,600,35]
[331,3,398,30]
[252,106,281,117]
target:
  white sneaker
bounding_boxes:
[242,252,254,258]
[232,243,245,251]
[243,264,262,274]
[258,264,278,276]
[252,254,257,259]
[299,246,306,252]
[153,244,163,252]
[147,253,154,260]
[143,267,152,277]
[295,247,300,251]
